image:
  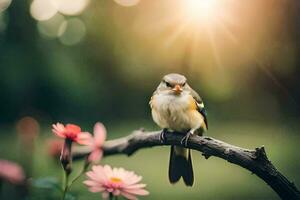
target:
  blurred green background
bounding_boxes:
[0,0,300,199]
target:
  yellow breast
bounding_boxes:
[150,93,204,132]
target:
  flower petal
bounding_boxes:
[84,164,149,200]
[86,171,105,182]
[88,149,103,163]
[83,180,102,187]
[52,129,65,138]
[125,175,142,185]
[124,184,147,189]
[77,132,93,145]
[52,123,66,138]
[88,186,105,193]
[93,122,107,146]
[53,123,65,132]
[123,188,149,196]
[120,191,138,200]
[65,124,81,134]
[103,165,113,175]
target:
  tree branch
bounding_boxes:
[74,129,300,200]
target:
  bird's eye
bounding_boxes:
[182,82,186,87]
[165,82,172,88]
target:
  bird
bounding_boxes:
[149,73,208,186]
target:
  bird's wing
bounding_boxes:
[190,88,208,130]
[149,90,158,109]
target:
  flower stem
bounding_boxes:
[60,139,73,175]
[62,171,69,200]
[109,193,113,200]
[62,157,90,200]
[60,139,72,200]
[69,161,89,187]
[0,180,3,195]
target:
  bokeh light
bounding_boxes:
[30,0,57,21]
[37,13,65,38]
[114,0,140,7]
[30,0,90,22]
[58,18,86,45]
[30,0,90,44]
[52,0,90,16]
[0,0,11,12]
[16,116,40,138]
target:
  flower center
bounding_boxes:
[110,177,122,183]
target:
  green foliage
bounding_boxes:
[31,177,61,200]
[31,177,78,200]
[64,193,77,200]
[32,177,60,191]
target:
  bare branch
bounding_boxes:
[74,129,300,200]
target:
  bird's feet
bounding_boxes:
[180,131,192,147]
[159,128,168,144]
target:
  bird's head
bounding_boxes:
[156,73,190,95]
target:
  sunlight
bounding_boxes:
[183,0,218,23]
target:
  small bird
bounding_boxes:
[149,73,208,186]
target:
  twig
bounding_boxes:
[73,129,300,200]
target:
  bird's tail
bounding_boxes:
[169,145,194,186]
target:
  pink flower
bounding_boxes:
[84,165,149,200]
[0,160,25,185]
[85,122,107,162]
[52,123,91,174]
[52,123,90,144]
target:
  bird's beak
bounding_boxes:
[172,84,182,94]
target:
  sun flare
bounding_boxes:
[183,0,218,23]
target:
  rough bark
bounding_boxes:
[74,129,300,200]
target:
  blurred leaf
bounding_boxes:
[32,177,61,191]
[65,193,77,200]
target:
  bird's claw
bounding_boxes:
[159,129,167,144]
[180,131,192,147]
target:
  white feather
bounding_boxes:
[151,92,203,132]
